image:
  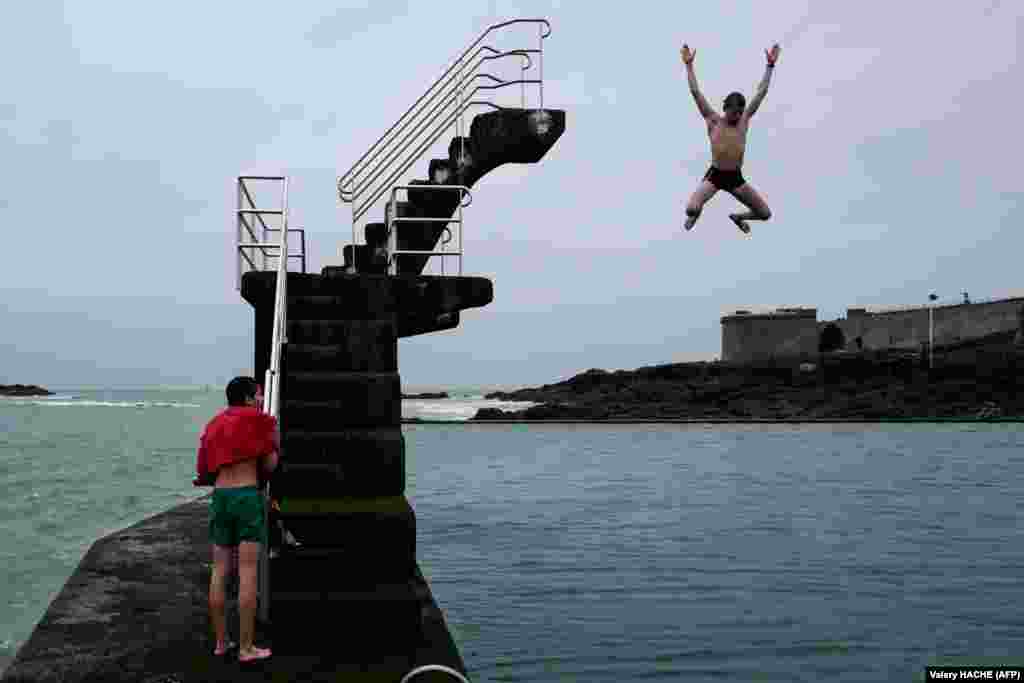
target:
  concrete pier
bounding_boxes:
[1,496,465,682]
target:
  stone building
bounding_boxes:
[721,296,1024,362]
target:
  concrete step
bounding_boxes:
[343,243,389,275]
[282,395,398,429]
[270,545,413,587]
[273,496,415,555]
[270,579,422,653]
[285,338,397,373]
[274,437,405,496]
[285,318,395,349]
[281,373,399,424]
[428,158,455,184]
[365,221,388,247]
[280,427,404,460]
[448,136,474,170]
[245,271,493,315]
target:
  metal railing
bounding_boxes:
[236,176,307,289]
[387,184,471,276]
[234,176,304,622]
[337,18,552,274]
[339,50,535,207]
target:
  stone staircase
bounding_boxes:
[343,108,565,276]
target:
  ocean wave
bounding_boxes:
[0,399,201,409]
[0,394,76,401]
[401,398,536,421]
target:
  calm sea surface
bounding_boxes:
[2,388,1023,681]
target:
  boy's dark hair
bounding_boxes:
[226,376,258,406]
[723,92,746,110]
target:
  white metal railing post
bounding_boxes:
[351,196,357,274]
[255,174,293,624]
[387,199,396,276]
[236,180,243,290]
[539,22,544,109]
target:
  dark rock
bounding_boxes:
[0,384,53,397]
[401,392,449,399]
[471,407,509,420]
[470,331,1024,420]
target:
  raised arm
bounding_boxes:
[681,45,717,121]
[745,44,780,119]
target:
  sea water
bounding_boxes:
[2,388,1023,681]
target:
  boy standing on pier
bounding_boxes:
[196,376,279,663]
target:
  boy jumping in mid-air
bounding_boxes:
[681,42,780,235]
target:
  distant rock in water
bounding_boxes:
[472,407,509,420]
[401,392,449,399]
[0,384,53,397]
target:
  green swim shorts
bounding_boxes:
[209,486,267,546]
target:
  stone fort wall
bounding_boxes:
[721,297,1024,362]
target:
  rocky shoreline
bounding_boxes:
[401,391,450,399]
[472,332,1023,421]
[0,384,53,397]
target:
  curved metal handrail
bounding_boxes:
[339,48,534,201]
[341,61,528,202]
[353,82,539,221]
[347,71,523,205]
[353,85,538,221]
[338,47,533,198]
[338,45,520,200]
[338,18,550,194]
[399,664,470,683]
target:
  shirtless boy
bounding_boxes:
[196,376,280,663]
[681,43,779,234]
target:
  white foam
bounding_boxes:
[0,398,201,408]
[402,398,536,421]
[0,394,75,401]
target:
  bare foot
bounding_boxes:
[213,640,236,656]
[239,646,272,663]
[729,214,750,234]
[684,210,700,232]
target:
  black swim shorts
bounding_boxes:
[704,166,746,192]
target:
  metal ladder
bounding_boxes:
[337,18,552,276]
[234,175,306,621]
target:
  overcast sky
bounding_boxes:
[2,1,1021,389]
